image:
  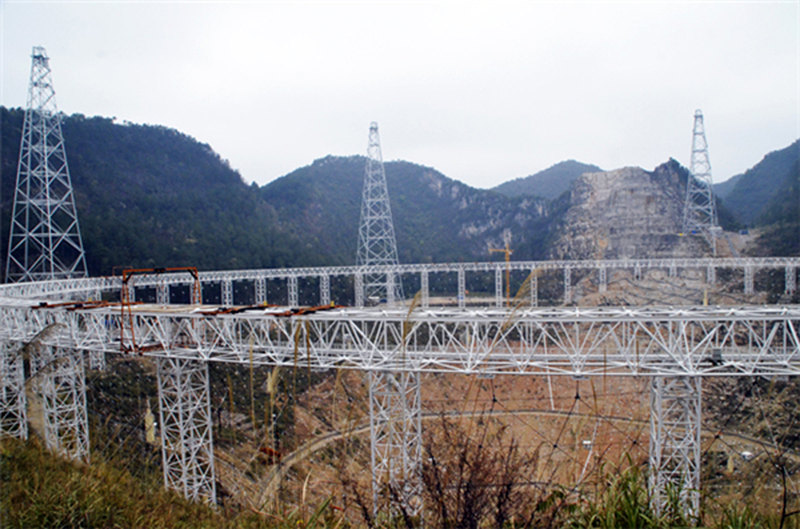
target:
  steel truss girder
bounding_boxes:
[156,356,216,503]
[2,257,799,303]
[649,376,701,518]
[0,341,28,439]
[369,370,422,517]
[30,347,89,461]
[5,305,798,378]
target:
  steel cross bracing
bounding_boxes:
[5,47,88,283]
[683,109,718,253]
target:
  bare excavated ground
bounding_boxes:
[209,267,795,521]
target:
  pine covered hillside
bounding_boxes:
[492,160,602,200]
[260,155,551,264]
[0,107,316,276]
[720,139,800,226]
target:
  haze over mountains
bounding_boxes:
[1,106,797,278]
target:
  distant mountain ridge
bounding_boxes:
[492,160,602,200]
[716,139,800,226]
[1,106,795,280]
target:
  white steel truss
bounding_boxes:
[30,347,89,461]
[5,47,88,283]
[0,342,28,439]
[356,122,404,303]
[683,109,718,253]
[649,376,702,518]
[369,370,423,517]
[156,356,216,503]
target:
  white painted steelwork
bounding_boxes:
[5,47,88,283]
[683,109,718,253]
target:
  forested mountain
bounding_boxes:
[720,139,800,226]
[492,160,602,200]
[1,106,796,280]
[0,107,310,276]
[260,155,550,264]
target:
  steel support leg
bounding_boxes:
[530,270,538,307]
[288,276,299,306]
[221,280,233,306]
[598,267,607,293]
[320,275,331,306]
[564,267,572,305]
[156,357,216,504]
[387,272,396,305]
[0,341,27,439]
[157,282,170,305]
[369,370,422,518]
[706,266,716,285]
[786,266,796,294]
[255,277,267,305]
[355,273,365,308]
[420,271,429,309]
[31,347,89,461]
[649,376,701,519]
[495,268,503,308]
[744,266,754,295]
[458,268,466,309]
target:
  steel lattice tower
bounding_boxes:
[355,122,420,516]
[356,122,404,303]
[683,109,718,254]
[5,46,88,283]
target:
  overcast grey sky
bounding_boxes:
[2,1,798,188]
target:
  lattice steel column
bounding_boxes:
[495,267,503,308]
[785,266,796,294]
[157,282,170,305]
[288,276,299,306]
[255,278,267,305]
[649,376,702,519]
[221,280,233,306]
[355,273,365,308]
[598,267,607,293]
[369,370,422,518]
[706,265,716,285]
[458,268,466,308]
[420,271,429,309]
[5,47,88,283]
[683,109,718,255]
[320,275,331,306]
[744,266,754,295]
[530,270,538,307]
[356,122,404,303]
[0,342,27,439]
[564,267,572,305]
[30,347,89,461]
[156,356,216,503]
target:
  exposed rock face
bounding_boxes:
[548,160,704,260]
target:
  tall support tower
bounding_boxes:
[355,122,421,516]
[5,46,88,283]
[649,376,702,519]
[356,122,404,302]
[682,109,718,255]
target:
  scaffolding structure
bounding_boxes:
[5,46,87,283]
